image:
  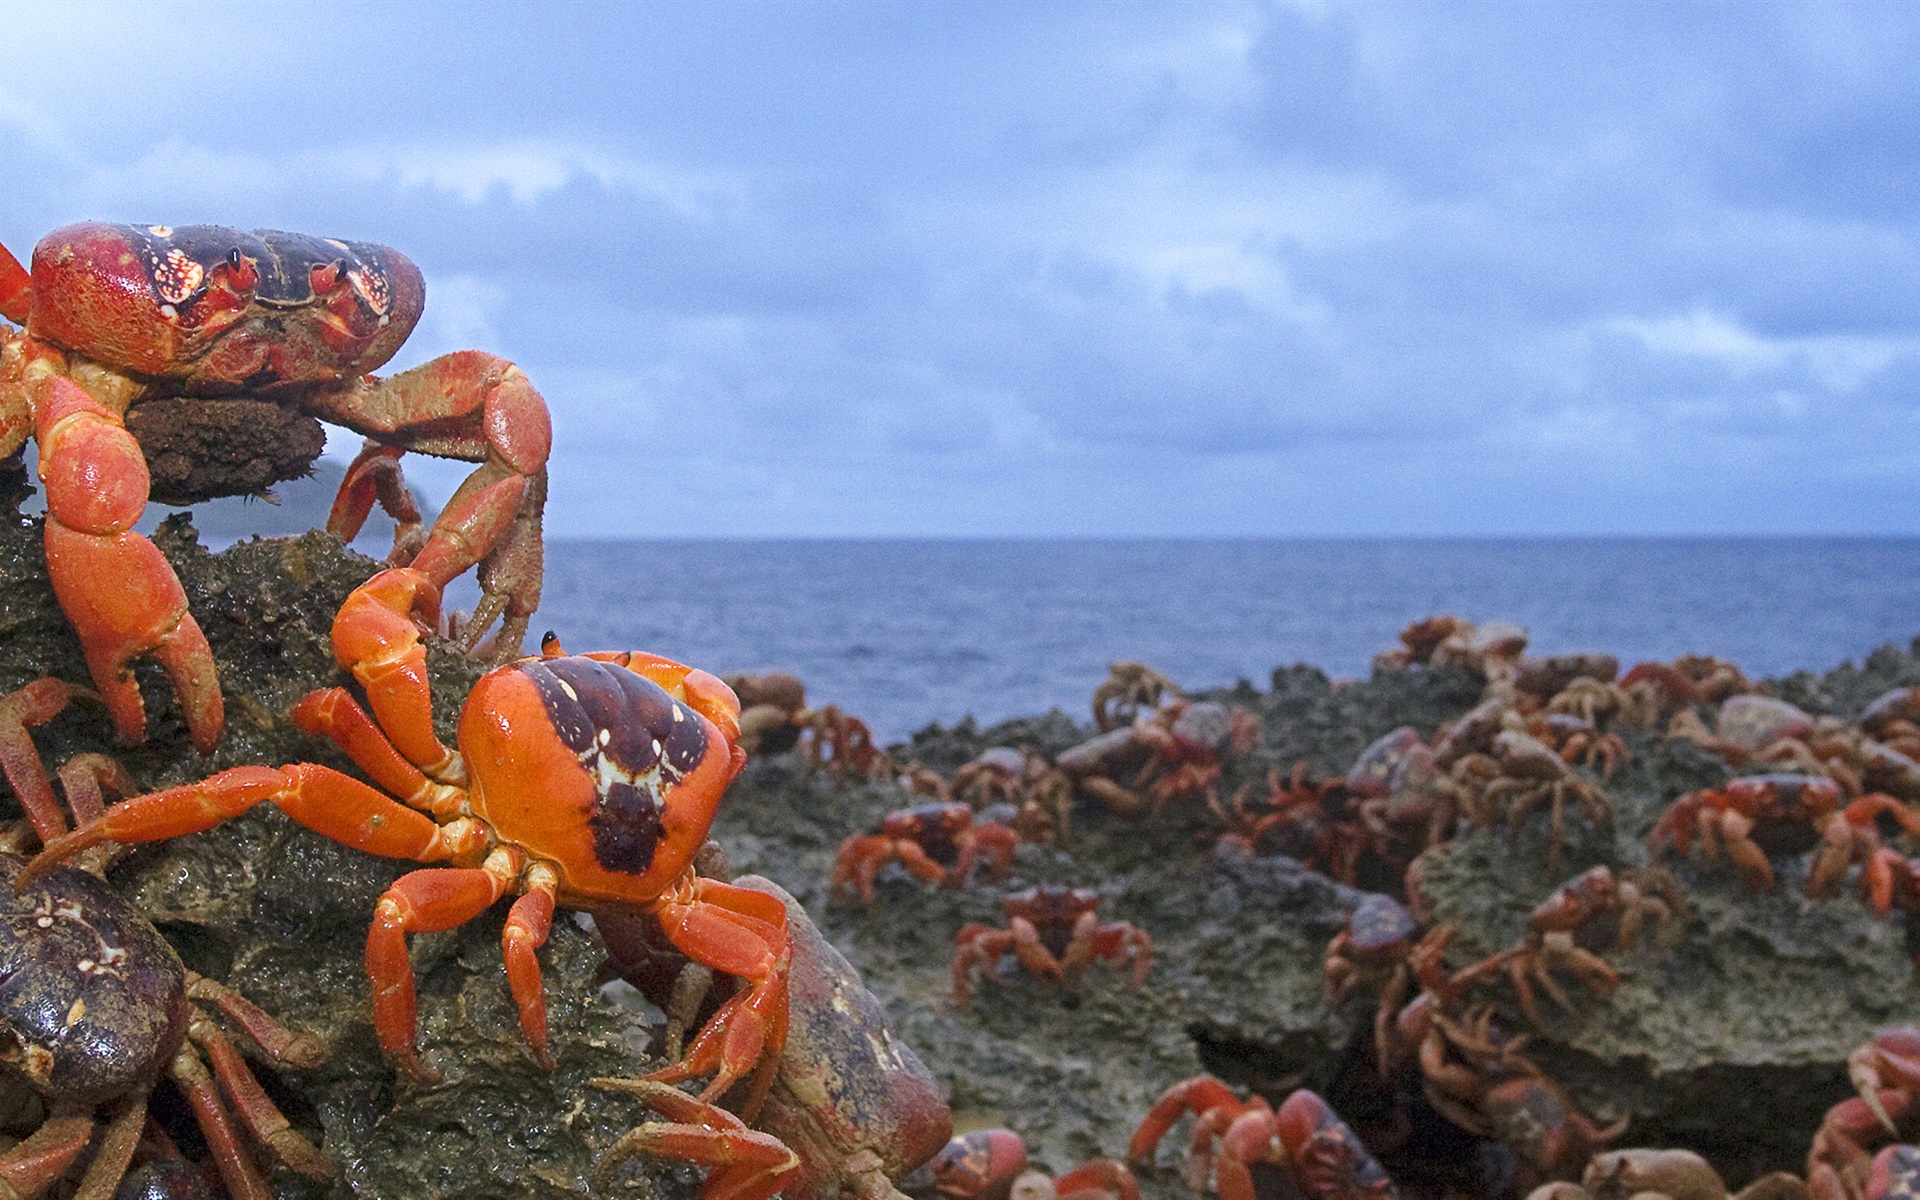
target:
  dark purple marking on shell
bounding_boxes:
[1347,727,1423,799]
[123,225,401,314]
[113,1160,220,1200]
[1004,885,1099,957]
[522,656,711,875]
[1877,1145,1920,1200]
[0,854,188,1106]
[1348,893,1418,955]
[1170,700,1233,752]
[875,803,969,864]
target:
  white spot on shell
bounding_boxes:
[148,225,172,237]
[672,706,684,722]
[159,304,176,319]
[558,679,579,702]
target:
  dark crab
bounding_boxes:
[595,875,952,1200]
[0,850,329,1199]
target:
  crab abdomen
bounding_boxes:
[458,654,733,905]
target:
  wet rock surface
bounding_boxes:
[1,497,1918,1197]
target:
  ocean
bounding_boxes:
[497,538,1920,744]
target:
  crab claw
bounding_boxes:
[330,567,457,778]
[36,376,222,752]
[1852,1030,1920,1134]
[0,237,29,325]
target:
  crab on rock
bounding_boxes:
[1129,1078,1399,1200]
[831,802,1018,904]
[0,222,552,753]
[952,885,1152,1007]
[1647,775,1920,896]
[20,567,790,1131]
[1454,865,1684,1021]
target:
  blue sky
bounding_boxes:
[4,0,1918,536]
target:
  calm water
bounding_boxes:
[501,538,1920,744]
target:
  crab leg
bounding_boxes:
[592,1077,800,1200]
[502,866,560,1069]
[17,762,486,890]
[646,873,791,1120]
[0,677,91,842]
[366,858,519,1082]
[291,686,457,813]
[315,350,551,661]
[36,375,223,752]
[0,1108,95,1198]
[186,1011,333,1180]
[168,1045,274,1200]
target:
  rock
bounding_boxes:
[0,512,688,1199]
[5,485,1920,1198]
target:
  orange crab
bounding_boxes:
[20,566,790,1128]
[831,802,1019,904]
[1,222,552,753]
[1647,775,1920,896]
[951,885,1152,1007]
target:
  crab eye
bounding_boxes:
[228,248,241,269]
[309,260,345,294]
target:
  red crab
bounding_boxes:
[1863,688,1920,758]
[914,1129,1032,1200]
[1322,893,1460,1073]
[1810,1026,1920,1200]
[1620,655,1754,709]
[953,748,1074,844]
[912,1130,1139,1200]
[1452,729,1613,868]
[1647,775,1920,896]
[800,704,893,780]
[1413,1006,1627,1186]
[20,567,789,1144]
[1344,726,1453,876]
[0,679,332,1200]
[831,802,1019,904]
[1057,699,1259,816]
[1453,865,1683,1021]
[1373,616,1527,681]
[727,671,810,755]
[951,884,1151,1007]
[1128,1078,1398,1200]
[1527,713,1630,780]
[0,222,552,753]
[1211,763,1368,881]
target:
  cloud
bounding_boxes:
[1598,309,1918,392]
[4,1,1920,535]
